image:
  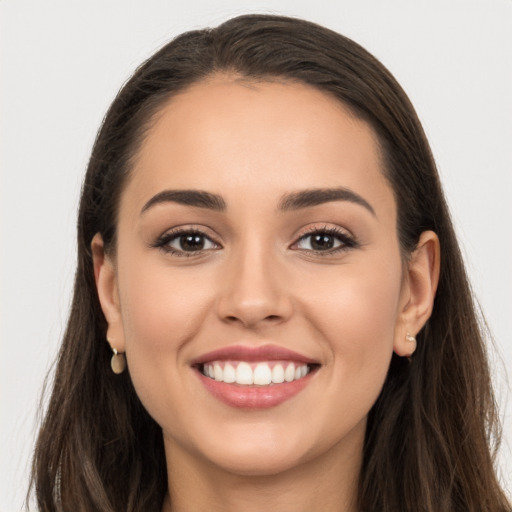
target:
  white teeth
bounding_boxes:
[253,363,272,385]
[271,364,285,384]
[223,363,236,383]
[214,363,223,381]
[203,361,311,386]
[236,362,253,385]
[284,363,295,382]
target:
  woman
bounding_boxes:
[30,14,511,512]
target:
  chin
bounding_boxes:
[208,446,308,477]
[188,421,327,478]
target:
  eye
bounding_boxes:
[154,229,220,256]
[292,227,357,254]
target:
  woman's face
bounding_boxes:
[98,77,417,477]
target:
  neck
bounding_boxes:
[161,429,363,512]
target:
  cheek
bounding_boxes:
[115,255,215,408]
[300,253,403,407]
[325,272,400,353]
[303,250,402,338]
[120,268,208,347]
[341,270,400,361]
[117,237,222,332]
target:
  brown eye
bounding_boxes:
[310,234,337,250]
[156,230,219,255]
[178,234,207,251]
[296,232,344,251]
[293,228,357,254]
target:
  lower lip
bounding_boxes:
[195,368,316,409]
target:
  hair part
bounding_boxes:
[30,14,511,512]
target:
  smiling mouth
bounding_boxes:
[200,360,316,386]
[191,344,320,408]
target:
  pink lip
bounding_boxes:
[191,344,319,409]
[196,370,316,409]
[190,344,318,365]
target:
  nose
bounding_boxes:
[216,243,293,329]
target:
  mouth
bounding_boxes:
[191,345,320,409]
[199,360,316,385]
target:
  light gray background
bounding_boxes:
[1,0,511,510]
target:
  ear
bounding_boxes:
[394,230,440,357]
[91,233,126,353]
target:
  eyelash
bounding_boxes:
[292,226,359,255]
[152,225,358,257]
[152,227,220,257]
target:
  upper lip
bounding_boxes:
[190,344,319,366]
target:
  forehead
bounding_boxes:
[124,76,394,220]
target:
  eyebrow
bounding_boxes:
[140,186,375,217]
[141,189,226,214]
[278,187,376,216]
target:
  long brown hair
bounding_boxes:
[30,14,511,511]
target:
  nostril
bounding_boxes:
[223,313,282,326]
[217,293,293,327]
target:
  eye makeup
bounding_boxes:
[150,222,359,258]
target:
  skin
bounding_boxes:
[93,76,440,512]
